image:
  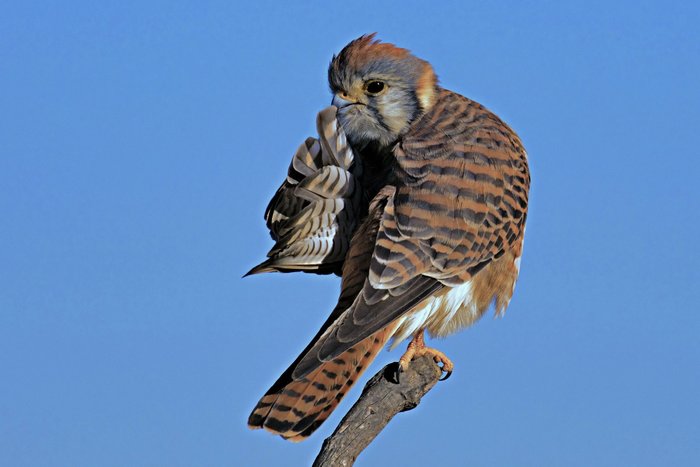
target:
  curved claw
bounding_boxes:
[398,330,453,383]
[395,362,404,383]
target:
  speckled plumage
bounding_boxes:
[248,34,530,441]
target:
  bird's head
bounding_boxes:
[328,34,438,149]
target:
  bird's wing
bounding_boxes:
[293,91,530,377]
[246,106,364,276]
[249,189,443,440]
[371,91,530,288]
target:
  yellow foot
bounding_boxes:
[398,331,454,381]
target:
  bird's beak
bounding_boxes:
[332,93,356,109]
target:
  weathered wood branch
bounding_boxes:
[313,355,443,467]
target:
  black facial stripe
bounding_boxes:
[370,105,392,132]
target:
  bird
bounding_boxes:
[247,33,530,442]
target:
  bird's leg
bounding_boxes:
[398,329,453,381]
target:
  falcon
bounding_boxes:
[247,34,530,442]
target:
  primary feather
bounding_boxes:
[246,107,363,276]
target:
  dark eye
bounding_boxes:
[365,81,385,95]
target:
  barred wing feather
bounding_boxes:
[246,106,363,276]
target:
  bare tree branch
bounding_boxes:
[313,355,443,467]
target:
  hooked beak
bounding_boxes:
[332,93,358,109]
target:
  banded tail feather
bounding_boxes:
[248,324,395,441]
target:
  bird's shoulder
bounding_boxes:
[396,87,528,182]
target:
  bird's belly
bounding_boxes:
[390,281,481,347]
[389,251,522,348]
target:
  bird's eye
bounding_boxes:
[365,81,386,95]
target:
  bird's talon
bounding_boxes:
[398,330,453,383]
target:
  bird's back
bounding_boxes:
[385,88,530,341]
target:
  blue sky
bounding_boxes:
[1,1,699,466]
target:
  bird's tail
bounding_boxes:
[247,325,394,442]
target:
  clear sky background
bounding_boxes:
[1,1,699,466]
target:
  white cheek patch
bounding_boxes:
[380,92,414,135]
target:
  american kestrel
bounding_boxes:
[247,34,530,442]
